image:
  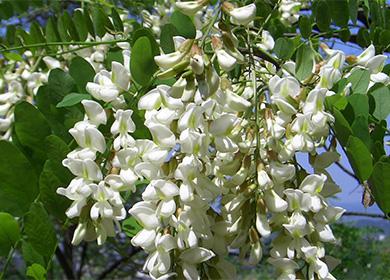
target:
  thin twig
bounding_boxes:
[343,211,388,220]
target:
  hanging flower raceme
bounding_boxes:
[45,1,390,279]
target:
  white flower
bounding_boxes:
[299,174,327,212]
[216,49,237,72]
[356,44,375,65]
[62,158,103,181]
[154,51,184,70]
[69,121,106,153]
[90,181,126,221]
[132,229,157,251]
[175,1,205,16]
[57,180,93,218]
[129,201,161,230]
[81,100,107,126]
[229,3,256,26]
[147,123,176,148]
[111,61,130,91]
[256,212,271,237]
[86,71,120,102]
[225,89,251,112]
[144,234,176,277]
[264,189,288,213]
[111,109,136,150]
[43,56,61,69]
[269,162,295,184]
[268,258,299,280]
[257,170,273,189]
[142,180,180,217]
[256,30,275,51]
[301,246,329,280]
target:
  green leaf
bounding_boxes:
[39,161,70,221]
[370,85,390,120]
[131,28,160,56]
[0,141,38,216]
[24,203,57,263]
[130,36,157,86]
[104,49,124,70]
[348,68,370,94]
[298,16,312,39]
[369,161,390,217]
[73,10,89,41]
[315,0,331,31]
[22,241,45,267]
[357,28,370,47]
[349,0,358,24]
[295,44,314,81]
[122,217,142,237]
[347,94,369,118]
[326,94,348,111]
[14,102,51,167]
[36,84,83,142]
[29,22,45,44]
[346,136,373,182]
[273,37,295,60]
[313,151,340,170]
[332,108,353,147]
[3,52,23,61]
[45,17,60,43]
[57,14,71,41]
[45,135,70,165]
[0,1,13,19]
[48,68,77,97]
[351,115,371,149]
[170,11,196,39]
[0,212,20,257]
[26,264,46,280]
[328,0,349,27]
[111,7,124,32]
[62,11,80,41]
[69,56,96,93]
[92,7,113,37]
[83,8,95,37]
[160,24,178,54]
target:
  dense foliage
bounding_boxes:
[0,0,389,279]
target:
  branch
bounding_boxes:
[76,243,88,280]
[343,211,388,220]
[55,247,75,279]
[239,46,281,69]
[334,161,359,182]
[97,247,141,280]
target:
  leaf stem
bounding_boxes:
[0,39,129,53]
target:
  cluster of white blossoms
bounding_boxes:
[0,52,63,140]
[55,1,390,279]
[57,48,132,245]
[0,9,134,141]
[0,0,382,279]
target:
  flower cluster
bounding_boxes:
[0,1,382,279]
[0,53,63,140]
